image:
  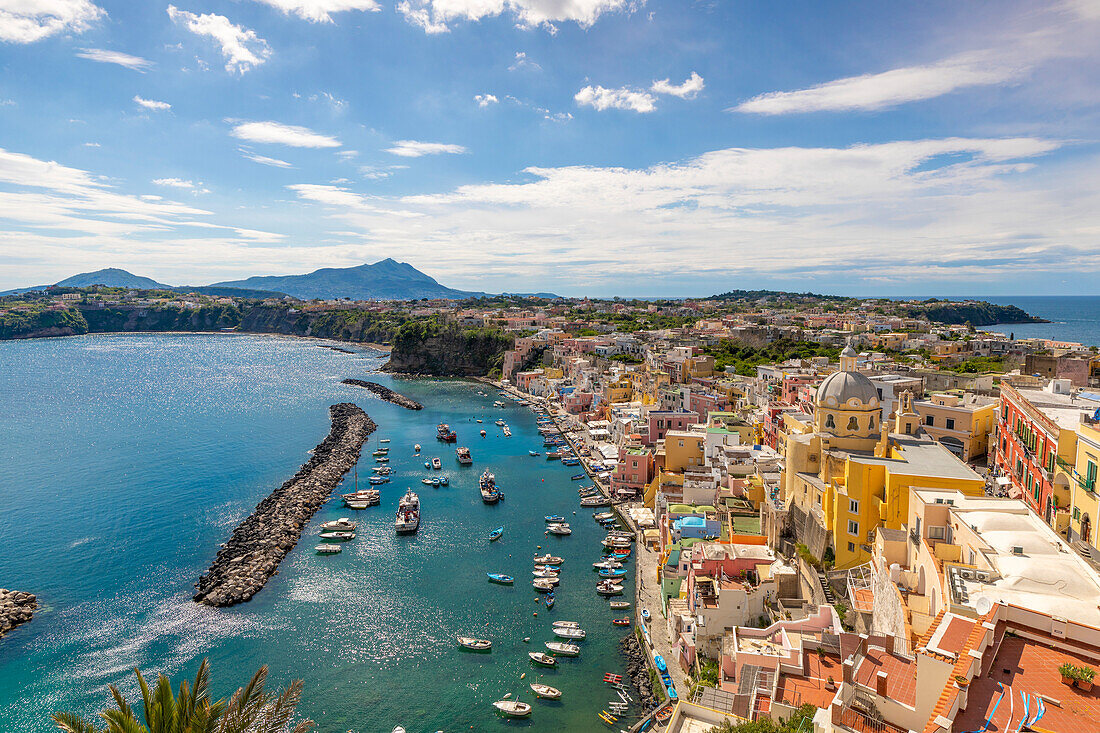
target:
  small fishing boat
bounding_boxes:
[439,476,448,485]
[456,446,473,465]
[654,654,667,672]
[570,474,585,481]
[487,573,514,584]
[421,478,434,485]
[580,496,611,507]
[488,526,504,542]
[545,594,555,609]
[375,456,389,463]
[492,700,532,718]
[424,461,431,469]
[480,430,487,436]
[431,477,441,487]
[593,560,622,570]
[553,626,585,640]
[315,544,341,554]
[372,449,388,457]
[596,582,624,596]
[547,523,572,536]
[552,620,580,628]
[612,618,631,627]
[561,457,579,466]
[593,512,615,521]
[457,636,492,652]
[599,568,627,578]
[528,652,557,667]
[368,476,389,485]
[380,439,390,443]
[318,531,355,541]
[414,443,421,452]
[533,569,559,578]
[533,578,556,592]
[609,600,631,609]
[530,682,562,700]
[534,554,563,565]
[544,515,565,523]
[495,419,506,426]
[545,642,579,656]
[529,450,540,457]
[431,457,442,470]
[641,608,651,622]
[320,518,356,532]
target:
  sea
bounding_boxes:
[975,296,1100,347]
[0,334,637,732]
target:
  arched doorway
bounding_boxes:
[1083,513,1092,544]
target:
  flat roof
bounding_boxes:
[850,436,983,481]
[1014,386,1100,431]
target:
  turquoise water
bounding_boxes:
[0,334,636,732]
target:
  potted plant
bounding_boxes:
[825,676,835,691]
[955,675,969,688]
[1060,662,1077,685]
[1077,666,1096,692]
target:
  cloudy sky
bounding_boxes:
[1,0,1099,296]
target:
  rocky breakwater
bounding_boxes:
[620,633,658,712]
[193,403,375,607]
[341,379,423,410]
[0,590,37,639]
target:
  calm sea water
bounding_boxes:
[978,296,1100,347]
[0,334,636,732]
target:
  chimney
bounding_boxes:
[843,659,855,685]
[876,670,888,697]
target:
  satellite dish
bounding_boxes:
[974,596,993,615]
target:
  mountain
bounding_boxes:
[56,268,167,289]
[211,258,481,301]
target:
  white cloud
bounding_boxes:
[230,121,341,148]
[385,140,467,157]
[475,94,498,107]
[396,0,630,34]
[574,84,656,113]
[239,150,294,168]
[651,71,704,99]
[735,53,1017,115]
[0,0,103,43]
[134,95,171,111]
[167,5,271,74]
[280,137,1093,292]
[75,48,153,71]
[247,0,380,22]
[152,177,199,189]
[336,149,359,161]
[82,142,100,147]
[509,51,540,71]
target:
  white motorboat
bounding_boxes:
[532,578,556,592]
[534,554,563,565]
[431,457,442,470]
[315,544,341,554]
[553,626,585,640]
[457,636,492,652]
[532,569,560,578]
[530,682,563,699]
[544,642,579,657]
[528,652,557,667]
[320,518,356,532]
[492,700,531,718]
[552,620,580,628]
[547,523,572,535]
[318,531,354,541]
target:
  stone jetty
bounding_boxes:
[0,589,37,639]
[193,403,375,607]
[341,379,423,410]
[619,633,658,711]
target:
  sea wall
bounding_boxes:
[341,379,422,409]
[193,403,375,607]
[0,590,37,639]
[620,633,658,711]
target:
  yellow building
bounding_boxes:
[664,430,706,472]
[782,362,986,569]
[603,376,633,404]
[1068,419,1100,548]
[912,392,998,461]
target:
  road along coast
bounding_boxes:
[340,379,423,410]
[193,403,375,607]
[0,590,36,640]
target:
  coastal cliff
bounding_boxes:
[382,321,512,376]
[193,403,374,607]
[914,301,1047,326]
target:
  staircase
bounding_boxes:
[817,572,837,604]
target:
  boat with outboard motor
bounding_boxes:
[528,652,557,667]
[553,626,585,640]
[545,641,579,656]
[457,636,492,652]
[534,554,563,565]
[530,682,562,699]
[487,573,514,584]
[488,526,503,542]
[492,700,531,718]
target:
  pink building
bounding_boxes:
[645,410,697,446]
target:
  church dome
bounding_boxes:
[817,370,879,409]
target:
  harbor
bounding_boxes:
[0,333,644,733]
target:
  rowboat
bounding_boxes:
[593,512,615,521]
[553,626,585,640]
[368,476,389,485]
[492,700,531,718]
[612,618,631,626]
[641,608,651,622]
[439,476,448,485]
[545,594,555,609]
[528,652,557,667]
[544,515,565,523]
[487,573,514,584]
[599,568,627,578]
[421,478,434,485]
[530,682,562,699]
[609,600,631,609]
[457,636,492,652]
[654,654,667,672]
[488,526,504,542]
[534,554,563,565]
[545,641,579,656]
[596,583,624,596]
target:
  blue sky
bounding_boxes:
[1,0,1099,296]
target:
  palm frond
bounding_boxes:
[50,711,106,733]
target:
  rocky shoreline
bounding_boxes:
[620,632,659,712]
[193,403,375,607]
[341,379,423,410]
[0,589,37,639]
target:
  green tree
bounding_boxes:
[51,659,312,733]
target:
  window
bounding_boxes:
[678,440,684,447]
[848,542,856,552]
[825,414,835,429]
[849,499,859,514]
[877,389,883,399]
[1088,459,1098,490]
[929,525,946,540]
[847,416,859,430]
[1075,506,1082,520]
[925,415,934,426]
[946,418,955,430]
[905,423,912,435]
[848,520,859,536]
[869,415,876,430]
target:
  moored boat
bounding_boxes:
[492,700,531,718]
[553,626,585,640]
[545,642,579,656]
[457,636,492,652]
[488,526,504,542]
[533,578,556,592]
[431,457,442,470]
[479,470,501,503]
[547,523,572,535]
[394,490,420,534]
[487,573,514,584]
[530,682,562,699]
[456,446,473,465]
[436,423,457,442]
[318,531,355,541]
[529,450,540,457]
[544,515,565,523]
[599,568,627,578]
[552,620,580,628]
[609,600,631,609]
[320,518,356,532]
[612,618,631,626]
[315,544,341,554]
[533,554,563,565]
[528,652,557,667]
